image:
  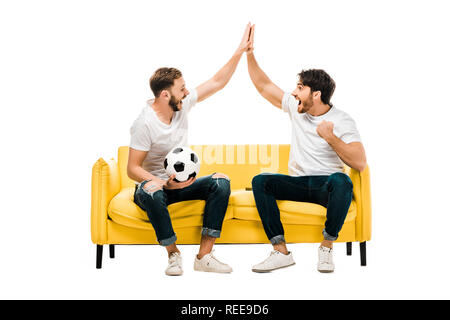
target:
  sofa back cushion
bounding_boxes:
[118,144,290,190]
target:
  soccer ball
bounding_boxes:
[164,146,200,182]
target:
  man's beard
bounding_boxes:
[298,94,313,113]
[168,91,188,112]
[168,95,181,112]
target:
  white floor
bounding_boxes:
[2,236,447,300]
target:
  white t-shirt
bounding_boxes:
[282,92,362,176]
[129,89,198,181]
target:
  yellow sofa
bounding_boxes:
[91,145,371,268]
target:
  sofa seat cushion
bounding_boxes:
[231,190,357,226]
[108,187,233,231]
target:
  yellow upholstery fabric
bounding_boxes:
[91,158,120,244]
[91,145,372,245]
[231,189,357,225]
[108,187,233,231]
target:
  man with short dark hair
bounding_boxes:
[127,24,253,276]
[246,25,367,273]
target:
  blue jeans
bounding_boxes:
[251,172,353,244]
[133,174,231,246]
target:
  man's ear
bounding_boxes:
[313,90,321,101]
[160,90,170,99]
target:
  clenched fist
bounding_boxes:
[316,120,335,142]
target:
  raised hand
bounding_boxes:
[247,24,255,54]
[196,22,255,103]
[236,23,253,55]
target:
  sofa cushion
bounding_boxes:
[231,190,357,226]
[108,187,233,231]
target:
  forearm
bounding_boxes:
[327,136,367,172]
[246,52,272,93]
[212,50,243,89]
[196,51,244,102]
[127,165,162,184]
[246,52,283,108]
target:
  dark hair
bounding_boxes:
[149,67,183,98]
[298,69,336,107]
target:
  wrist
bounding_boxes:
[234,48,245,57]
[325,134,339,145]
[146,178,164,186]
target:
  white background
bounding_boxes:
[1,0,449,299]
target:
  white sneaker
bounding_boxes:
[194,250,232,273]
[317,246,335,273]
[165,252,183,276]
[252,250,295,273]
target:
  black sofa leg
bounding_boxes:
[96,245,103,269]
[109,244,115,259]
[346,242,352,256]
[360,241,367,266]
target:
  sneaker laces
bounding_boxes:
[260,250,283,265]
[319,247,333,264]
[168,252,181,267]
[206,250,226,266]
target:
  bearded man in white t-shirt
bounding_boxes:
[127,24,253,276]
[246,25,367,273]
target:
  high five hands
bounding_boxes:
[247,24,255,54]
[236,23,255,55]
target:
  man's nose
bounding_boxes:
[291,88,299,97]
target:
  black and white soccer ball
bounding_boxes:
[164,146,200,182]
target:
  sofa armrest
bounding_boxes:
[91,157,121,244]
[347,165,372,242]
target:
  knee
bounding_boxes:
[252,174,266,188]
[212,172,230,181]
[328,172,353,191]
[143,181,163,195]
[211,173,231,195]
[139,181,165,204]
[252,173,272,190]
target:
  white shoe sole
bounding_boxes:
[252,262,296,273]
[317,266,334,273]
[194,265,232,273]
[318,269,334,273]
[165,270,183,276]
